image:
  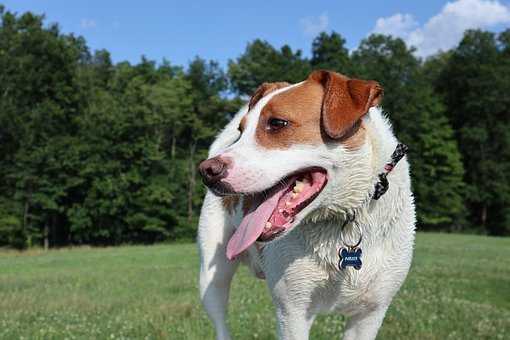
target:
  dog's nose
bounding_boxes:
[198,157,228,185]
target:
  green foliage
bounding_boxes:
[408,88,466,229]
[0,198,24,249]
[311,32,352,75]
[436,29,510,235]
[228,39,311,95]
[0,6,508,248]
[351,34,421,136]
[0,9,86,248]
[0,8,235,247]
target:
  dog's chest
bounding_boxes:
[255,219,415,317]
[257,231,388,315]
[315,264,383,315]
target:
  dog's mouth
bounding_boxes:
[226,168,328,260]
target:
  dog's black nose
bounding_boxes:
[198,157,228,185]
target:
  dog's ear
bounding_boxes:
[248,82,290,110]
[309,70,383,139]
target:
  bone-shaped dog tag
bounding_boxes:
[338,247,362,270]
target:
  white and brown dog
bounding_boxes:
[197,70,415,340]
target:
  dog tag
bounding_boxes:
[338,247,362,270]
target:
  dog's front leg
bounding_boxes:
[342,306,388,340]
[274,307,315,340]
[198,191,239,340]
[265,248,319,340]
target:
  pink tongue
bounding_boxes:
[226,187,285,260]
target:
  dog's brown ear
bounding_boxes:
[248,82,290,110]
[309,70,383,139]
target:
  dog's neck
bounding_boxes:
[297,108,415,269]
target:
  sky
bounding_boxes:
[2,0,510,67]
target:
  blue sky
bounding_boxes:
[2,0,509,67]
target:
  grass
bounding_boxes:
[0,233,509,340]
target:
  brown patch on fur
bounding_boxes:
[238,115,248,132]
[255,81,324,149]
[242,196,256,215]
[222,195,258,218]
[222,196,240,214]
[248,82,291,110]
[310,70,382,139]
[255,70,381,150]
[340,121,367,150]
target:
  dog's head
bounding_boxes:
[198,70,382,259]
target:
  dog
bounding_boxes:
[197,70,416,340]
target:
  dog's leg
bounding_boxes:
[198,191,239,340]
[264,243,320,340]
[274,308,315,340]
[342,306,388,340]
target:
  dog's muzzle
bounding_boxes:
[198,156,233,195]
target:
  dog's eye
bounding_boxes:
[267,118,289,131]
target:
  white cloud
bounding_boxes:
[373,13,418,40]
[80,18,97,29]
[371,0,510,57]
[300,13,329,36]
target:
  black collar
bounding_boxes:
[372,143,408,200]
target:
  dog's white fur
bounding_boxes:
[198,85,416,340]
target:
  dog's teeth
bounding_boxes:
[265,222,272,230]
[285,201,292,207]
[293,181,304,193]
[291,192,298,199]
[278,209,284,213]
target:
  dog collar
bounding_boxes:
[338,143,408,271]
[372,143,408,200]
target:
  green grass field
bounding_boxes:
[1,233,509,340]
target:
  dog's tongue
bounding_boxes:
[226,188,284,260]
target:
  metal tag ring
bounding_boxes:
[343,230,362,249]
[340,214,363,249]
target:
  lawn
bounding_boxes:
[0,233,509,339]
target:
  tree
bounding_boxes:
[0,8,86,248]
[182,58,239,234]
[437,29,510,235]
[405,84,466,229]
[310,32,352,74]
[228,39,311,95]
[351,35,421,137]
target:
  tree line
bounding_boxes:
[0,6,508,249]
